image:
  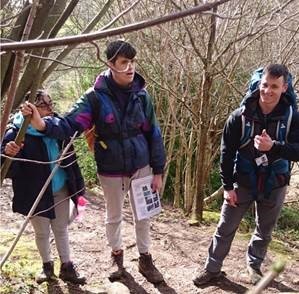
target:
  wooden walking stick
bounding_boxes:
[246,260,286,294]
[0,132,77,270]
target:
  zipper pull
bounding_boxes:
[99,140,107,149]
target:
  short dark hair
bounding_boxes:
[106,40,136,63]
[263,64,289,83]
[24,89,50,104]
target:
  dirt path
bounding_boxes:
[0,177,299,294]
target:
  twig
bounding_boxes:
[31,186,84,217]
[204,186,224,206]
[246,260,286,294]
[0,4,32,25]
[26,52,102,69]
[1,150,75,165]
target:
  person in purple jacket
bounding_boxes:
[22,40,166,284]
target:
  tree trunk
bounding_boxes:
[0,1,30,98]
[190,8,217,224]
[13,0,67,108]
[0,0,40,169]
[184,129,195,213]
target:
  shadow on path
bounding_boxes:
[194,275,248,294]
[269,279,299,293]
[46,279,98,294]
[119,270,149,293]
[116,270,178,294]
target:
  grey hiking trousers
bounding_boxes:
[30,186,71,263]
[205,185,287,272]
[99,165,152,254]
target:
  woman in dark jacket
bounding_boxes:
[1,90,86,285]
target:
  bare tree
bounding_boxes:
[1,0,298,221]
[129,0,299,222]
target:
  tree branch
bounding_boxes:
[0,0,231,51]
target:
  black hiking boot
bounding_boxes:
[138,253,164,284]
[109,249,125,282]
[59,261,86,285]
[193,269,222,286]
[247,265,263,285]
[36,261,56,284]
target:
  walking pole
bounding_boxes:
[0,132,77,270]
[246,260,286,294]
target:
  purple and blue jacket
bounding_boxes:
[42,70,166,176]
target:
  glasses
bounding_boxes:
[112,58,137,72]
[35,101,55,110]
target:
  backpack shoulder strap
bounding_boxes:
[277,105,293,143]
[137,90,150,117]
[240,106,293,148]
[240,115,255,148]
[85,88,100,126]
[137,89,147,105]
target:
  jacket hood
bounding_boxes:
[93,69,146,94]
[241,90,291,121]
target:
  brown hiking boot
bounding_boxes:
[138,253,164,284]
[36,261,56,284]
[59,261,86,285]
[247,265,263,285]
[109,249,125,282]
[193,269,222,286]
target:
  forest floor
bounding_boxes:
[0,169,299,294]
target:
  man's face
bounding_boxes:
[109,55,136,86]
[259,73,288,111]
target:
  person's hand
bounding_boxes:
[151,174,163,193]
[4,141,23,157]
[254,129,274,151]
[224,189,238,207]
[20,101,45,131]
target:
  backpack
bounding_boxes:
[243,67,298,110]
[240,67,298,148]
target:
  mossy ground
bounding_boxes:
[0,231,42,293]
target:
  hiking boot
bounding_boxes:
[138,253,164,284]
[109,249,125,282]
[36,261,56,284]
[247,265,263,285]
[193,269,222,286]
[59,261,86,285]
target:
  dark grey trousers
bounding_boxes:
[205,185,286,272]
